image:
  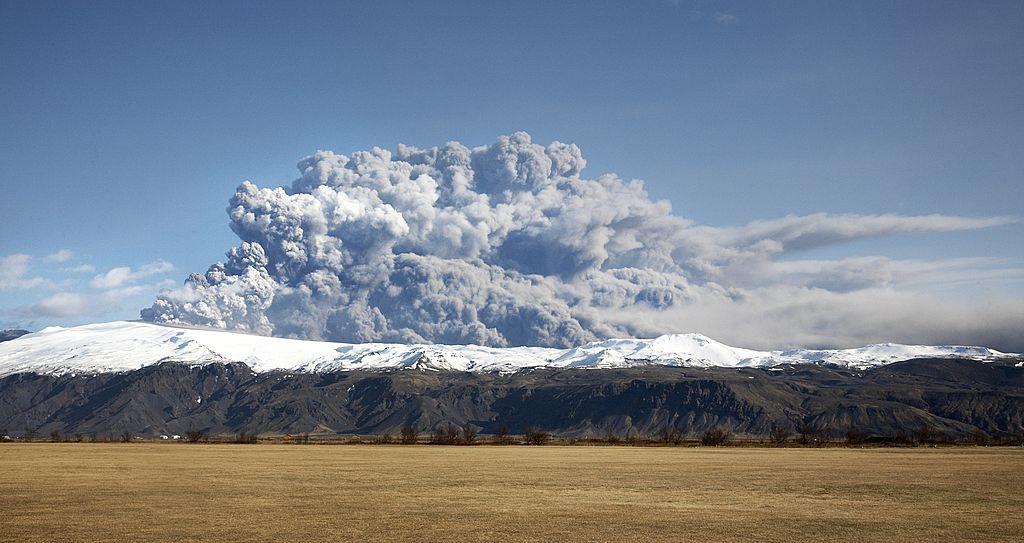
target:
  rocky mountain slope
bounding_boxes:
[2,359,1021,439]
[2,321,1020,439]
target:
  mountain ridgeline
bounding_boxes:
[0,329,29,343]
[2,358,1022,440]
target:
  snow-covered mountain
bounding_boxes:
[0,321,1015,378]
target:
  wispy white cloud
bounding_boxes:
[12,278,177,320]
[64,264,96,273]
[702,213,1016,254]
[0,254,51,290]
[598,286,1024,352]
[90,261,174,289]
[17,292,92,318]
[712,12,738,25]
[44,249,74,263]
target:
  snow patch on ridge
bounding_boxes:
[0,321,1015,378]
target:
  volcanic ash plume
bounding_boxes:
[142,132,1020,350]
[142,133,700,347]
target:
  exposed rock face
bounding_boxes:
[1,359,1022,439]
[0,330,29,343]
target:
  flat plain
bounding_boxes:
[1,444,1022,542]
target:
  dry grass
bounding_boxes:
[1,444,1022,542]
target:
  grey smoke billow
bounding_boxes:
[142,132,1019,349]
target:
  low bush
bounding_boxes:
[524,428,550,445]
[184,429,206,443]
[769,424,790,445]
[494,423,511,445]
[234,430,259,444]
[700,427,731,446]
[399,424,418,445]
[846,428,869,445]
[461,423,477,444]
[661,425,685,446]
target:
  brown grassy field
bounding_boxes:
[1,444,1022,542]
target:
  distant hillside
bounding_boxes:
[0,329,29,343]
[2,359,1022,439]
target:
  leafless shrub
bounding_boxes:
[494,423,510,444]
[625,428,640,445]
[769,424,791,445]
[970,429,989,446]
[50,430,62,443]
[524,428,550,445]
[700,427,732,446]
[446,424,461,444]
[605,428,620,444]
[915,423,937,445]
[184,429,206,443]
[119,430,133,443]
[661,425,685,446]
[797,422,825,445]
[431,426,446,444]
[461,423,477,444]
[375,433,392,444]
[400,424,418,445]
[845,428,869,445]
[234,430,259,444]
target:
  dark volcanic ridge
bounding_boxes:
[2,358,1022,440]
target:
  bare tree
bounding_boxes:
[234,430,258,444]
[661,425,685,446]
[184,428,206,443]
[700,427,732,446]
[915,423,937,445]
[494,423,510,445]
[431,425,448,445]
[970,429,989,446]
[461,423,477,444]
[524,427,550,445]
[845,428,869,445]
[444,424,461,444]
[769,424,791,445]
[625,428,639,445]
[119,430,133,443]
[400,424,418,444]
[605,427,620,444]
[797,422,821,445]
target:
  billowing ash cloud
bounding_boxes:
[142,132,1021,349]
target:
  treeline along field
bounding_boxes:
[0,444,1021,542]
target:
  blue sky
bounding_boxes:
[1,1,1022,345]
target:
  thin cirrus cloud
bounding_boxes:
[140,132,1023,351]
